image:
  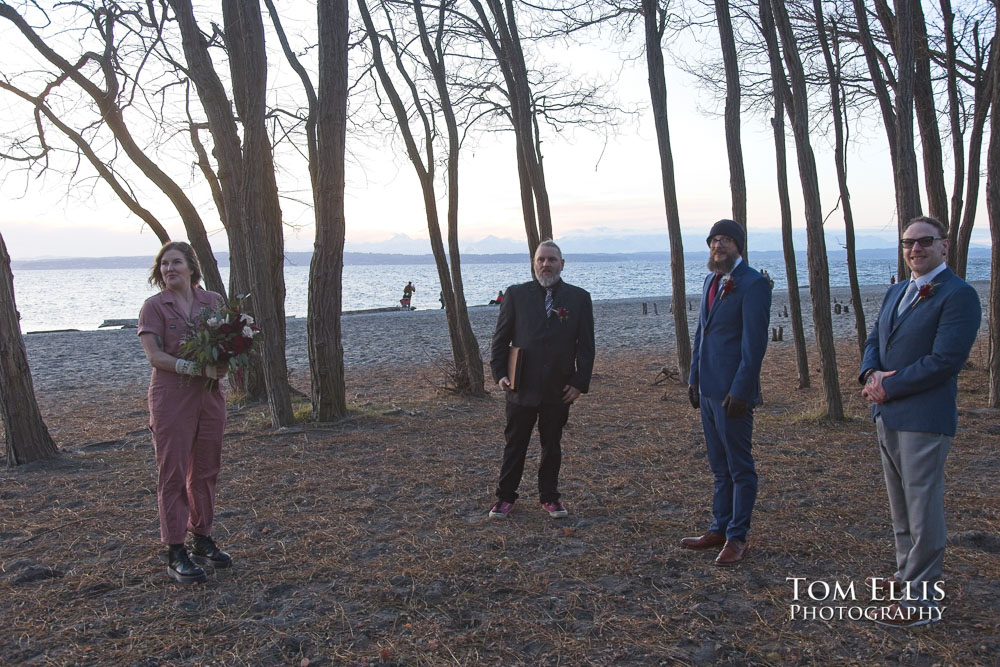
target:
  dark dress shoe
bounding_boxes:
[168,546,208,584]
[189,533,232,569]
[680,531,726,550]
[714,539,749,566]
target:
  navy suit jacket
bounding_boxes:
[860,267,980,436]
[490,279,595,406]
[688,261,772,405]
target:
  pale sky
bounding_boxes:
[0,5,991,261]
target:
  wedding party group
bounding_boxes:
[136,214,980,632]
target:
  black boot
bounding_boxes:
[189,533,232,569]
[167,544,207,584]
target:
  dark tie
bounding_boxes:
[897,280,918,317]
[707,274,721,310]
[544,288,553,317]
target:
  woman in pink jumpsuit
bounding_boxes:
[138,241,231,584]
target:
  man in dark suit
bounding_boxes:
[683,219,771,565]
[489,240,595,519]
[860,216,981,628]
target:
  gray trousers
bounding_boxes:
[875,416,951,609]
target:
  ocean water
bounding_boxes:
[12,256,991,333]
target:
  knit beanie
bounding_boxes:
[706,219,745,253]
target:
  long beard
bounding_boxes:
[537,272,561,288]
[707,255,736,274]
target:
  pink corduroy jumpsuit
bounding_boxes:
[138,288,226,545]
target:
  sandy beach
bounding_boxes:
[23,281,990,394]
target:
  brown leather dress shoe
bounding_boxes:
[680,531,726,550]
[714,539,749,566]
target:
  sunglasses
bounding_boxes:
[900,236,945,249]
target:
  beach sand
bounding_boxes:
[4,280,997,664]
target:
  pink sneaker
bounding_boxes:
[489,500,515,519]
[542,501,568,518]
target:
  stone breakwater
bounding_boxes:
[22,282,989,394]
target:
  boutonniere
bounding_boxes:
[719,276,736,300]
[556,306,570,322]
[914,282,939,306]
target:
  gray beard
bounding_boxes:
[707,256,736,274]
[537,273,561,288]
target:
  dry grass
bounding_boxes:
[1,344,998,665]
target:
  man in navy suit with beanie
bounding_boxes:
[860,216,981,628]
[683,219,771,566]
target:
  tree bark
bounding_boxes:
[986,6,1000,409]
[306,0,350,420]
[759,0,809,389]
[940,0,964,267]
[815,5,865,358]
[0,232,58,467]
[772,0,844,420]
[170,0,265,399]
[222,0,294,426]
[469,0,552,254]
[954,33,995,279]
[641,0,691,382]
[714,0,747,252]
[890,0,922,277]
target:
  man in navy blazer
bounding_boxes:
[488,240,595,520]
[860,216,981,628]
[683,219,771,566]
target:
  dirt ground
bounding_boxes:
[2,342,999,665]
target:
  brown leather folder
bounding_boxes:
[507,346,523,390]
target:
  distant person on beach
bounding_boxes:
[860,216,981,627]
[439,290,445,309]
[401,281,415,309]
[490,290,504,305]
[890,274,896,284]
[138,241,232,585]
[488,240,594,520]
[684,219,771,566]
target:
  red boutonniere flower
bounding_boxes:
[914,282,938,305]
[720,276,736,300]
[556,306,570,322]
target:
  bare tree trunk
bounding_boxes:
[0,233,58,467]
[986,6,1000,409]
[955,32,995,279]
[910,0,949,224]
[816,6,865,358]
[415,0,485,395]
[469,0,552,252]
[714,0,747,251]
[642,0,691,381]
[851,0,906,278]
[940,0,964,266]
[772,0,844,420]
[170,0,266,400]
[759,0,809,388]
[891,0,922,277]
[306,0,350,420]
[223,0,294,426]
[358,0,484,395]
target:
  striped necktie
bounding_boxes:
[544,288,553,317]
[897,280,918,317]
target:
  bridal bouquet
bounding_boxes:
[180,294,262,373]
